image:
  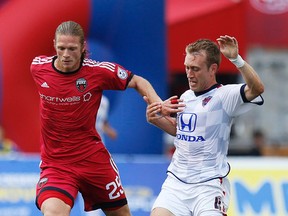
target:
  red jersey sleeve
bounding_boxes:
[84,60,133,91]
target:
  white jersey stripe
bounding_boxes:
[32,57,53,65]
[98,65,115,72]
[98,62,115,70]
[32,57,117,73]
[83,59,116,72]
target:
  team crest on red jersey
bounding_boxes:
[76,78,87,92]
[38,177,48,188]
[202,96,212,107]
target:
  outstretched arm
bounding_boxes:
[217,35,264,101]
[127,75,162,103]
[128,75,184,115]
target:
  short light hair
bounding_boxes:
[185,39,221,69]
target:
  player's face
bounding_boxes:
[54,34,85,72]
[184,51,217,92]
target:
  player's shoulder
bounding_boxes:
[213,84,245,101]
[217,84,243,93]
[83,58,117,72]
[83,58,100,67]
[31,55,54,65]
[180,89,194,99]
[99,95,110,110]
[101,95,109,105]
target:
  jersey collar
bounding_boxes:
[52,56,83,75]
[194,83,221,97]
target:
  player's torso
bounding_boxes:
[169,87,233,183]
[174,88,230,155]
[36,61,100,112]
[31,57,105,142]
[31,56,132,162]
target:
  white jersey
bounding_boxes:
[167,84,263,184]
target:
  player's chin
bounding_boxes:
[189,84,198,91]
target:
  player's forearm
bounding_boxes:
[149,117,177,136]
[129,75,162,103]
[238,62,265,100]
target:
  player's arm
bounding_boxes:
[217,35,264,101]
[128,75,184,115]
[237,61,264,101]
[127,74,162,103]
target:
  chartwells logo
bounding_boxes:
[40,93,81,103]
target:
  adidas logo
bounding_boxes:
[41,82,49,88]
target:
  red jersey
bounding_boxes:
[31,56,132,164]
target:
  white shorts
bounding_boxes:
[152,174,230,216]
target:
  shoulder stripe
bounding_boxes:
[98,62,115,72]
[83,58,99,66]
[98,65,115,72]
[83,59,116,72]
[32,56,53,65]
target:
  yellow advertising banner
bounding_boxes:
[227,157,288,216]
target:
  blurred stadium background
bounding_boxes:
[0,0,288,215]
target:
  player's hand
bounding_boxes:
[143,97,163,123]
[216,35,238,59]
[161,96,185,117]
[143,96,185,122]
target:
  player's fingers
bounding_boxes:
[147,103,161,115]
[163,100,185,109]
[163,95,178,103]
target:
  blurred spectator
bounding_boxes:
[248,129,266,156]
[0,125,19,154]
[228,129,267,156]
[163,133,175,157]
[96,95,118,143]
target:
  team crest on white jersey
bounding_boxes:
[202,96,212,107]
[76,78,87,92]
[117,67,128,80]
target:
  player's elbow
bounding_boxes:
[128,75,146,90]
[255,82,265,95]
[250,81,264,97]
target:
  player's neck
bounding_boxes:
[194,83,221,96]
[53,56,82,73]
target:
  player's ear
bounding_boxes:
[53,39,56,49]
[82,41,87,53]
[209,63,218,75]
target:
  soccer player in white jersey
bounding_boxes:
[144,35,264,216]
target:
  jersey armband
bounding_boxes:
[240,84,264,105]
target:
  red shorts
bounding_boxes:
[35,147,127,211]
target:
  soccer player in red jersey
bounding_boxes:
[31,21,179,216]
